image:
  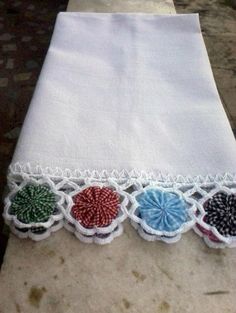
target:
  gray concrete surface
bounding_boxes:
[0,225,236,313]
[175,0,236,131]
[67,0,176,13]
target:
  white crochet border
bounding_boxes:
[9,220,64,241]
[9,162,236,184]
[131,220,182,244]
[4,162,236,247]
[64,220,124,245]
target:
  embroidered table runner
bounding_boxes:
[4,13,236,248]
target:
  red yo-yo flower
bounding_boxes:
[71,186,120,228]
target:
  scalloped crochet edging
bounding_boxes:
[4,163,236,248]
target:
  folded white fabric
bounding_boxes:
[4,13,236,247]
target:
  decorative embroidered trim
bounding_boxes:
[3,176,64,240]
[204,192,236,237]
[9,184,56,224]
[131,221,182,244]
[62,180,128,243]
[128,186,197,243]
[9,162,236,184]
[71,186,120,228]
[193,186,236,249]
[64,221,123,245]
[4,163,236,247]
[9,220,64,241]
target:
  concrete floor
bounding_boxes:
[67,0,175,13]
[1,225,236,313]
[175,0,236,130]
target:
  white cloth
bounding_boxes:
[12,13,236,179]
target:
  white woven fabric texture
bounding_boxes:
[12,12,236,178]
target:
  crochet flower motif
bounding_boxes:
[202,192,236,237]
[136,188,188,232]
[71,186,120,228]
[9,184,56,224]
[195,223,221,243]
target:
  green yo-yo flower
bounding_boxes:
[10,184,56,224]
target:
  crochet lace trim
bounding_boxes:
[4,162,236,248]
[9,162,236,184]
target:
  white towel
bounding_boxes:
[12,12,236,178]
[5,13,236,247]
